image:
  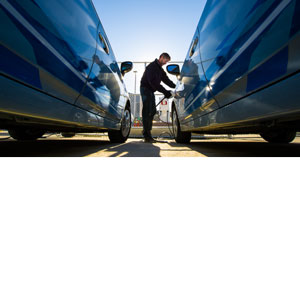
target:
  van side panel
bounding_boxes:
[0,0,101,105]
[175,28,219,125]
[199,0,300,108]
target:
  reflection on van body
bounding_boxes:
[0,0,132,142]
[168,0,300,144]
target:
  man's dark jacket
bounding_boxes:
[141,59,176,96]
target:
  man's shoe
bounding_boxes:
[144,137,156,143]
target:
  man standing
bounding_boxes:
[140,53,176,142]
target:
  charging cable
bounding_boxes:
[155,93,176,140]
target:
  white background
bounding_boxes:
[0,158,299,297]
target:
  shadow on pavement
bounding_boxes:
[170,140,300,157]
[0,137,300,157]
[0,139,111,157]
[0,138,161,157]
[89,139,161,157]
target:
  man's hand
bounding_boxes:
[164,90,172,99]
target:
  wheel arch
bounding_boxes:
[125,98,131,111]
[171,101,177,119]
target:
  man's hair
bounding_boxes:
[160,53,171,60]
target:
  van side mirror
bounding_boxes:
[121,61,133,76]
[167,64,180,77]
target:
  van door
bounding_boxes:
[77,21,126,123]
[177,29,218,125]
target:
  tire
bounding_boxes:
[8,128,45,141]
[61,132,76,138]
[172,108,191,144]
[108,106,131,143]
[260,129,296,144]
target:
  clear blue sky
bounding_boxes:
[93,0,207,93]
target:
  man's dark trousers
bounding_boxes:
[140,86,156,138]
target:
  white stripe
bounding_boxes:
[209,0,292,84]
[2,0,90,84]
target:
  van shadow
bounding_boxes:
[0,138,161,157]
[169,140,300,157]
[99,140,161,157]
[1,138,299,157]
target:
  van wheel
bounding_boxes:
[8,128,45,141]
[108,106,131,143]
[172,108,191,144]
[260,129,296,144]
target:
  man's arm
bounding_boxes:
[162,71,176,89]
[146,65,169,95]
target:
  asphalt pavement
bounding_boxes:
[0,133,300,157]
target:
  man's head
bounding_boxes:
[158,53,171,66]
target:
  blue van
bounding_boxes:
[167,0,300,143]
[0,0,133,142]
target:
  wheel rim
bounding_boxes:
[172,110,178,137]
[121,109,131,137]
